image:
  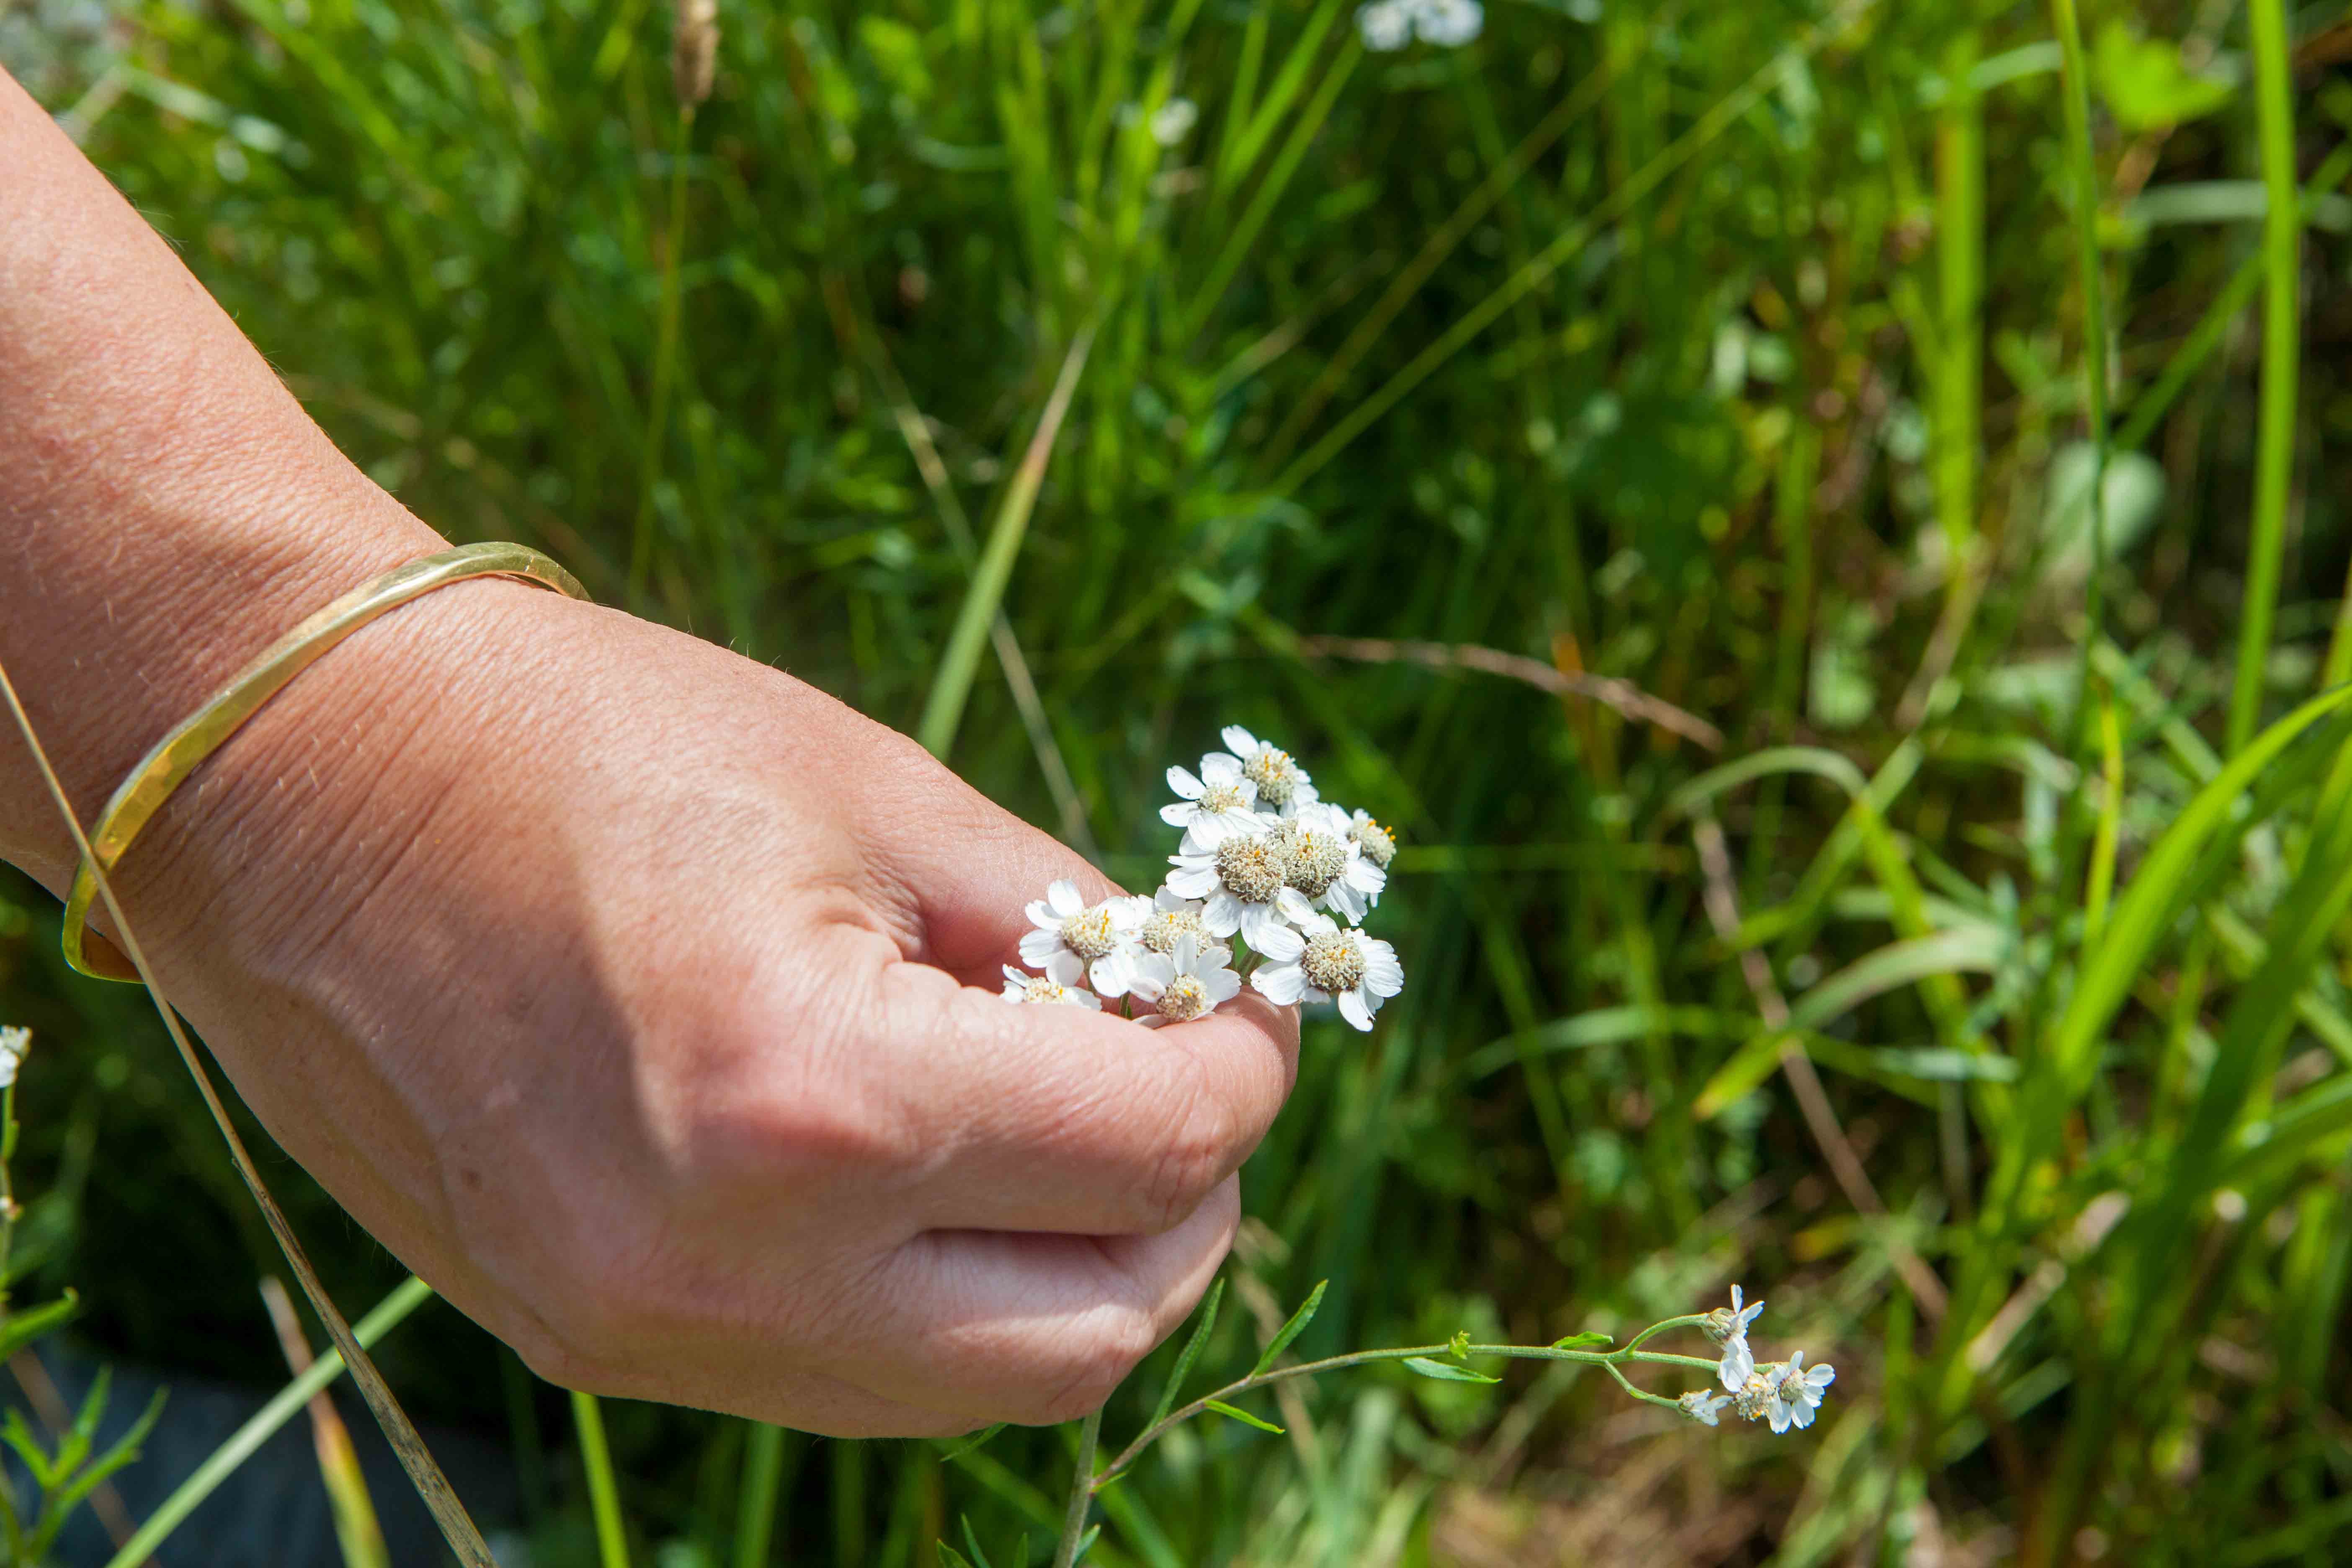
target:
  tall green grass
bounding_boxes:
[5,0,2352,1561]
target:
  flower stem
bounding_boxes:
[1090,1335,1718,1489]
[1050,1406,1103,1568]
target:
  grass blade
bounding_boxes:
[1147,1277,1222,1430]
[916,326,1096,760]
[573,1390,631,1568]
[2228,0,2301,755]
[1249,1279,1327,1378]
[103,1277,436,1568]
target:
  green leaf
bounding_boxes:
[957,1515,995,1568]
[2094,19,2236,134]
[5,1408,54,1489]
[0,1290,80,1363]
[1250,1279,1326,1377]
[1148,1277,1222,1430]
[1550,1331,1612,1350]
[1403,1357,1501,1384]
[935,1424,1005,1466]
[51,1389,166,1521]
[1202,1399,1285,1434]
[935,1547,976,1568]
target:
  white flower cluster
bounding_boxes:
[1356,0,1483,52]
[1679,1285,1837,1434]
[1002,726,1406,1032]
[0,1026,27,1091]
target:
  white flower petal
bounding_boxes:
[1201,890,1244,937]
[1718,1336,1754,1393]
[1251,962,1308,1006]
[1044,950,1086,987]
[1205,970,1243,1004]
[1047,880,1085,917]
[1221,725,1259,758]
[1254,921,1305,961]
[1166,765,1206,800]
[1019,929,1062,967]
[1167,865,1222,901]
[1337,989,1374,1031]
[1025,900,1059,929]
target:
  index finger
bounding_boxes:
[874,943,1298,1238]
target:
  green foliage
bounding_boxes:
[7,0,2352,1562]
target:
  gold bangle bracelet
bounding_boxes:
[62,542,591,982]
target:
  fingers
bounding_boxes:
[875,952,1297,1238]
[851,1175,1240,1423]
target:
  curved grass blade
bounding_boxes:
[104,1276,436,1568]
[0,656,495,1567]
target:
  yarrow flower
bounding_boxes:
[1356,0,1483,52]
[999,723,1403,1036]
[1765,1350,1834,1434]
[1130,935,1243,1027]
[1161,754,1263,847]
[1678,1389,1731,1426]
[1276,802,1386,924]
[1709,1283,1766,1393]
[1001,952,1103,1008]
[1021,879,1148,997]
[1674,1284,1836,1435]
[1220,725,1316,814]
[1249,912,1403,1032]
[0,1027,26,1090]
[1168,828,1316,951]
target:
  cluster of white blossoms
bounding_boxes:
[1676,1285,1838,1435]
[1002,727,1405,1032]
[0,1026,27,1091]
[1356,0,1483,52]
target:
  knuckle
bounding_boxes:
[1032,1307,1160,1424]
[1140,1079,1236,1233]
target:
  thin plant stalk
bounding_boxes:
[732,1423,787,1568]
[2048,0,2110,630]
[573,1389,632,1568]
[1933,25,1983,610]
[0,654,498,1568]
[1048,1406,1103,1568]
[916,326,1097,760]
[628,103,696,606]
[2229,0,2300,755]
[104,1278,438,1568]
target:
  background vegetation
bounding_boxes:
[6,0,2352,1561]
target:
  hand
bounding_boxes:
[96,580,1300,1436]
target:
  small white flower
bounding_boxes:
[1130,935,1243,1027]
[1021,879,1148,996]
[1136,887,1225,961]
[1678,1389,1731,1427]
[1220,725,1317,814]
[1414,0,1483,46]
[1712,1284,1766,1393]
[1356,0,1412,50]
[1346,808,1397,872]
[1730,1368,1778,1424]
[1167,830,1316,951]
[1161,754,1262,847]
[1001,952,1103,1008]
[1279,803,1386,924]
[1249,912,1403,1031]
[1765,1350,1834,1433]
[0,1027,26,1091]
[1149,96,1198,147]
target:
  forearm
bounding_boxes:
[0,68,440,891]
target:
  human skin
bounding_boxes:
[0,70,1297,1435]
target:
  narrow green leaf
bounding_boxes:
[1249,1279,1326,1377]
[5,1408,55,1489]
[958,1514,996,1568]
[1202,1400,1285,1435]
[0,1291,80,1362]
[935,1547,976,1568]
[52,1388,166,1518]
[1550,1331,1612,1350]
[1403,1357,1500,1384]
[1148,1277,1222,1430]
[936,1424,1006,1466]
